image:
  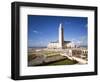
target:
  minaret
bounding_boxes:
[59,23,64,49]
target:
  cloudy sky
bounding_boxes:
[28,15,87,47]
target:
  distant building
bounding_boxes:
[47,23,76,49]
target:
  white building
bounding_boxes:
[47,23,76,49]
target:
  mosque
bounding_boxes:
[47,23,76,49]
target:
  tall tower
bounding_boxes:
[59,23,64,49]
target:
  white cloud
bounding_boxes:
[33,30,39,34]
[71,36,87,46]
[33,30,42,34]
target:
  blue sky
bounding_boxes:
[28,15,87,47]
